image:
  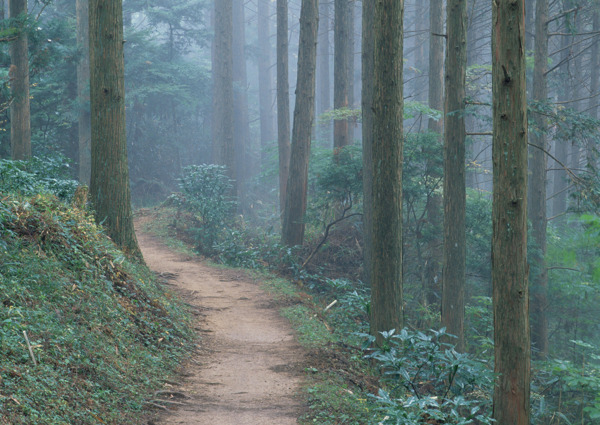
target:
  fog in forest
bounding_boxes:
[1,0,600,423]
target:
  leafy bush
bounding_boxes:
[364,328,494,425]
[0,156,79,201]
[174,164,236,252]
[532,340,600,424]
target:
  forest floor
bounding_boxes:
[136,228,306,425]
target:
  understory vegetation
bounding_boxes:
[142,134,600,424]
[0,158,194,424]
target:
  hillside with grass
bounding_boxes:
[0,161,194,424]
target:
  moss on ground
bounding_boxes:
[0,194,194,424]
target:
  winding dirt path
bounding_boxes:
[137,230,305,425]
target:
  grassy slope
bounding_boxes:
[0,194,194,425]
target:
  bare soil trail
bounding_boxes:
[136,229,305,425]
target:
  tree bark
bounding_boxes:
[587,8,599,166]
[334,0,353,150]
[89,0,141,258]
[233,0,250,203]
[442,0,467,351]
[281,0,319,247]
[421,0,444,319]
[77,0,91,184]
[528,0,549,359]
[491,0,530,420]
[212,0,236,187]
[257,0,275,164]
[9,0,31,160]
[317,0,331,142]
[370,0,404,343]
[277,0,291,216]
[361,0,374,285]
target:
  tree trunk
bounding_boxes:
[233,0,250,203]
[442,0,467,351]
[212,0,236,187]
[317,0,331,142]
[77,0,91,184]
[334,0,353,150]
[587,8,599,166]
[277,0,291,216]
[491,0,530,420]
[9,0,31,160]
[550,19,572,224]
[361,0,374,286]
[361,0,374,285]
[528,0,549,359]
[281,0,319,247]
[422,0,444,317]
[370,0,404,343]
[257,0,275,164]
[89,0,141,258]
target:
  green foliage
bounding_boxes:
[532,340,600,424]
[0,193,193,424]
[364,328,494,425]
[0,156,78,201]
[174,164,236,253]
[317,102,441,126]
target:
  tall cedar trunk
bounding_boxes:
[9,0,31,160]
[277,0,291,216]
[529,0,549,359]
[77,0,91,184]
[89,0,141,258]
[414,0,428,102]
[551,21,571,223]
[317,0,331,142]
[233,0,250,203]
[370,0,404,343]
[492,0,530,419]
[281,0,319,247]
[361,0,374,285]
[442,0,467,351]
[587,8,599,166]
[423,0,444,312]
[334,0,353,150]
[258,0,275,164]
[212,0,236,186]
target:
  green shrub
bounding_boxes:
[364,328,494,425]
[0,156,79,201]
[174,164,236,252]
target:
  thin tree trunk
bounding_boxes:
[423,0,444,317]
[281,0,319,247]
[442,0,467,351]
[89,0,141,258]
[233,0,250,203]
[9,0,31,160]
[257,0,275,164]
[587,8,599,166]
[277,0,291,217]
[370,0,404,343]
[334,0,353,150]
[361,0,374,285]
[317,0,331,142]
[529,0,549,359]
[491,0,530,420]
[77,0,91,184]
[212,0,235,189]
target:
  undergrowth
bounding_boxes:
[0,193,194,424]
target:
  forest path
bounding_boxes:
[136,229,305,425]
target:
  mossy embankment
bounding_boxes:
[0,194,194,424]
